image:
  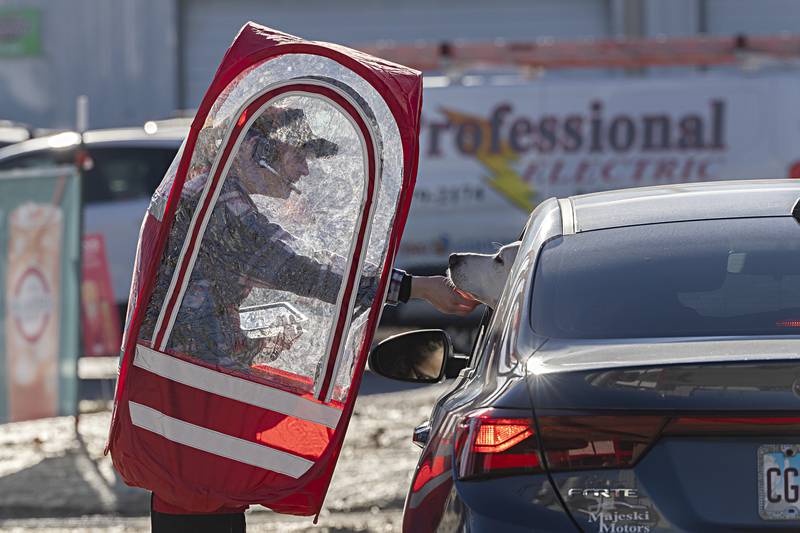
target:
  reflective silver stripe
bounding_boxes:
[129,401,313,478]
[134,344,341,429]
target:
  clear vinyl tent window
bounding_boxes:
[139,86,378,399]
[136,57,403,403]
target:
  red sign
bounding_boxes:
[81,234,121,356]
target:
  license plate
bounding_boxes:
[759,445,800,520]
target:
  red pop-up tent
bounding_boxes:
[106,22,422,516]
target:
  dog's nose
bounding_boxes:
[448,254,461,269]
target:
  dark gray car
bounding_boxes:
[371,179,800,531]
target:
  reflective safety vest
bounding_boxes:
[106,22,422,515]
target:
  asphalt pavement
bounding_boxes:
[0,376,450,532]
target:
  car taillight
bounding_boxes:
[536,415,664,472]
[455,408,542,480]
[456,410,800,481]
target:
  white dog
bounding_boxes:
[447,241,521,309]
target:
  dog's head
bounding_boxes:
[447,241,521,309]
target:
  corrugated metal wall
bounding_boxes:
[705,0,800,34]
[3,1,800,131]
[179,0,613,109]
[0,0,178,130]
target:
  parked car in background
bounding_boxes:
[370,180,800,531]
[0,120,35,148]
[0,122,187,323]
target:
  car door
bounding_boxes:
[403,307,495,529]
[107,22,422,516]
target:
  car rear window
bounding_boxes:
[0,146,177,205]
[530,217,800,339]
[83,147,177,204]
[0,148,74,170]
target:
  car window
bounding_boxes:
[0,146,178,206]
[531,216,800,339]
[83,147,177,204]
[467,307,493,366]
[0,149,75,171]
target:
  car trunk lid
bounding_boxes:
[526,339,800,530]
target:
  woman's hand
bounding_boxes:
[410,275,480,316]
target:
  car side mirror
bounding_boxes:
[368,329,470,383]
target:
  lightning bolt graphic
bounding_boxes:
[440,108,536,212]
